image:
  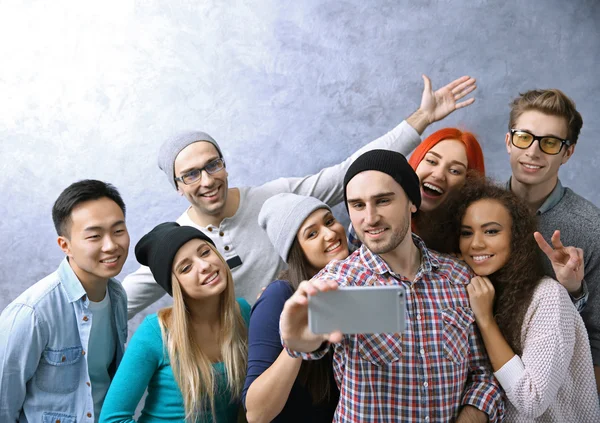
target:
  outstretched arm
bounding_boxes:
[267,75,476,207]
[122,265,168,320]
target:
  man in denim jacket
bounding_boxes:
[0,180,130,423]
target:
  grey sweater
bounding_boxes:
[537,185,600,366]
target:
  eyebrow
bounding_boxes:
[427,151,467,168]
[83,220,126,232]
[461,222,502,229]
[174,243,206,270]
[346,191,396,204]
[301,212,334,237]
[178,156,220,175]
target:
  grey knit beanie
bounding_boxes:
[158,131,223,190]
[258,193,331,262]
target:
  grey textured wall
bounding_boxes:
[1,0,599,332]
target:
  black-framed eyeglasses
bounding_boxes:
[174,158,225,185]
[510,129,573,155]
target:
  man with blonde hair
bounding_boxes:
[505,88,600,390]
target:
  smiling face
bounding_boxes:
[346,171,416,256]
[174,141,229,217]
[297,208,349,273]
[415,139,468,212]
[59,197,130,286]
[506,110,574,195]
[172,239,228,300]
[459,199,512,276]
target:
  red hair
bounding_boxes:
[407,128,485,175]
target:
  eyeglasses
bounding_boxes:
[174,158,225,185]
[510,129,573,155]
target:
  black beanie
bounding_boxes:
[134,222,216,296]
[343,149,421,209]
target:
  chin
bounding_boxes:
[467,264,495,277]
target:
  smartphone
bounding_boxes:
[308,285,406,335]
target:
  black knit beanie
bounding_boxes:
[343,149,421,209]
[134,222,216,296]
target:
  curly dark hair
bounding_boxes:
[420,173,545,354]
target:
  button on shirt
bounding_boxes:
[0,258,128,422]
[285,235,504,422]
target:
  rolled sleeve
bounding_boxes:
[570,279,589,312]
[460,322,505,422]
[283,341,331,360]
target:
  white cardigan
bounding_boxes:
[494,277,600,422]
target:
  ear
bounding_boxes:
[505,132,512,154]
[410,203,418,213]
[57,236,72,257]
[561,144,576,165]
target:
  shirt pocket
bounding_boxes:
[42,412,76,423]
[441,307,474,364]
[35,346,82,394]
[357,333,403,366]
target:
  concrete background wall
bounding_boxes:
[1,0,599,332]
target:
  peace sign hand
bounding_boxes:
[534,230,584,294]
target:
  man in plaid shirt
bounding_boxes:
[280,150,504,422]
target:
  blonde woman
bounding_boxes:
[100,222,249,422]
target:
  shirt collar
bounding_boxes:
[506,177,565,215]
[537,179,565,214]
[359,233,439,277]
[57,258,88,303]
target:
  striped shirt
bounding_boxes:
[285,235,504,422]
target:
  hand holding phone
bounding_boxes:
[308,285,406,335]
[280,278,343,353]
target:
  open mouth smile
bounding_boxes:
[520,162,543,171]
[202,271,220,285]
[422,182,445,197]
[471,254,494,263]
[199,187,219,198]
[325,240,342,253]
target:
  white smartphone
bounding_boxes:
[308,285,406,335]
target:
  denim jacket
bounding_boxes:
[0,258,128,423]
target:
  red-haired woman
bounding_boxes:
[348,127,486,247]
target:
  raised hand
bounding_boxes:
[534,230,584,294]
[467,276,495,325]
[419,74,477,124]
[279,278,342,353]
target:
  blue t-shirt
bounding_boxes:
[242,280,338,422]
[100,298,251,423]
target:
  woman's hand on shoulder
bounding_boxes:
[467,276,495,326]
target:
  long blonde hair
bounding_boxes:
[157,243,248,422]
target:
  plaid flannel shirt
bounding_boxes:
[285,235,504,422]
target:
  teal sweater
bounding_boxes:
[100,299,251,422]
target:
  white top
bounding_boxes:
[494,277,600,422]
[123,120,421,318]
[87,289,116,422]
